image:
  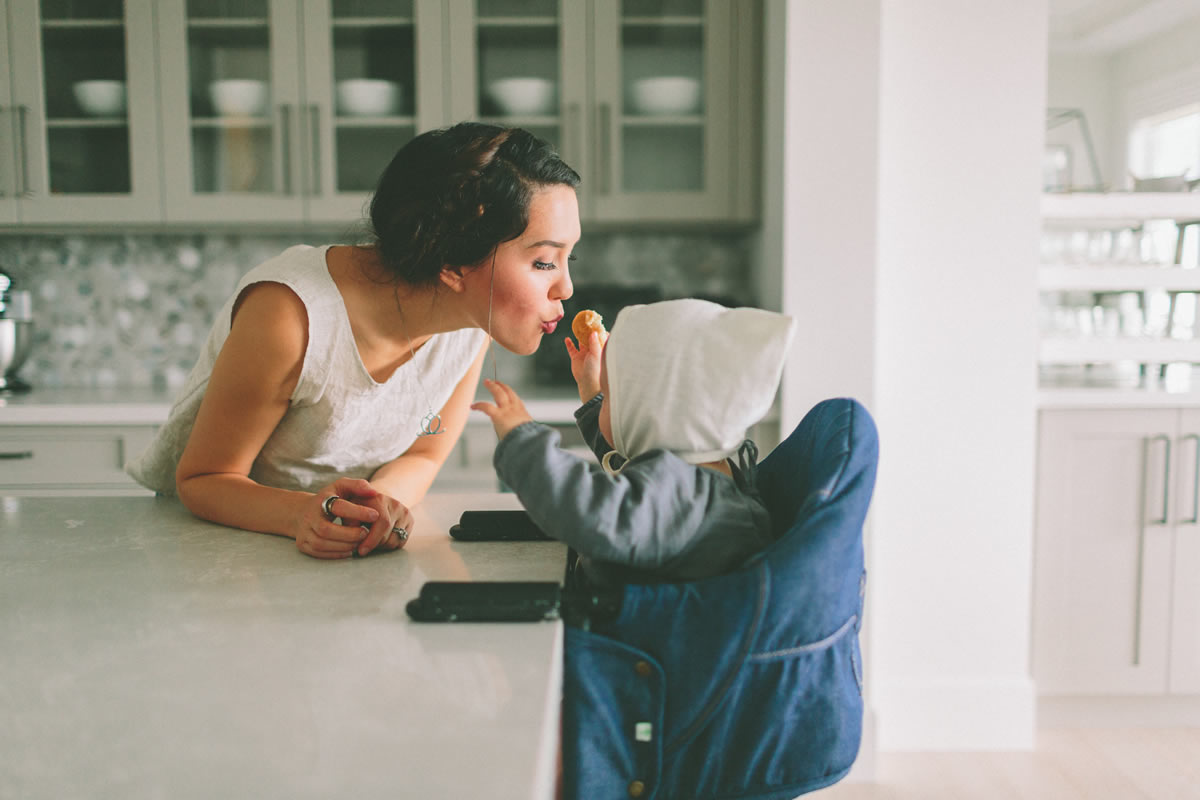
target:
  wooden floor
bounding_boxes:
[810,728,1200,800]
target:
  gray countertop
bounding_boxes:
[0,492,566,800]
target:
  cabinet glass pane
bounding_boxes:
[184,3,278,194]
[39,0,131,194]
[623,126,701,192]
[619,2,705,193]
[475,2,561,126]
[329,3,416,193]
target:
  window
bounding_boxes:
[1128,104,1200,271]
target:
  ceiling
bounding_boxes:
[1049,0,1200,52]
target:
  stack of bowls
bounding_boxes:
[208,79,269,116]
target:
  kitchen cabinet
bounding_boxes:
[1033,407,1200,696]
[446,0,759,224]
[0,0,162,224]
[1039,192,1200,402]
[0,424,156,496]
[156,0,445,225]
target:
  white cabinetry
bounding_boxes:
[1034,408,1200,697]
[0,424,156,496]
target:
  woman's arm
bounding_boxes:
[367,338,489,505]
[175,283,380,557]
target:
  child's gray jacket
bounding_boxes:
[493,394,774,586]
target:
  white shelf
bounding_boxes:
[1042,192,1200,222]
[1040,338,1200,363]
[1039,265,1200,292]
[1038,388,1200,408]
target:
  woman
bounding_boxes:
[127,122,581,559]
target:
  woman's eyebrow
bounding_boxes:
[527,239,568,249]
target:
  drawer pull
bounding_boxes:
[0,450,34,460]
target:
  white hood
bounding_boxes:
[605,299,795,465]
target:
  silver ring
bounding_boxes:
[392,526,409,543]
[322,495,338,520]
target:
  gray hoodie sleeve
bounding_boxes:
[493,420,749,571]
[573,393,614,462]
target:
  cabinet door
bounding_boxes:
[588,0,736,223]
[445,0,588,176]
[5,0,162,224]
[158,0,306,223]
[0,0,18,223]
[1034,409,1176,695]
[1170,410,1200,694]
[301,0,446,224]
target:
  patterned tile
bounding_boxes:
[0,230,754,389]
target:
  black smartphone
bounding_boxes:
[449,510,554,542]
[406,581,562,622]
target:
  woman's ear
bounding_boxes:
[439,265,467,293]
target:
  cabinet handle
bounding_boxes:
[16,105,32,198]
[1149,434,1170,525]
[308,104,321,196]
[1184,434,1200,524]
[1133,433,1171,666]
[278,104,294,195]
[596,102,611,195]
[0,105,7,197]
[0,450,34,460]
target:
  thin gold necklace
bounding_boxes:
[397,310,443,437]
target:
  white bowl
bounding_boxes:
[486,77,556,115]
[630,76,701,115]
[72,80,126,117]
[336,79,402,116]
[208,79,269,116]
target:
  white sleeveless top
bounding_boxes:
[127,244,487,495]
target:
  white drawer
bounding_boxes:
[0,426,156,488]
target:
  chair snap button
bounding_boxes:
[628,779,646,797]
[634,660,651,677]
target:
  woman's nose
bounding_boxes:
[553,267,573,301]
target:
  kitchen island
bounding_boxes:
[0,492,567,799]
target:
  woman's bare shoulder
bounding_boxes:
[226,281,310,369]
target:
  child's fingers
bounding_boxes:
[565,337,579,358]
[470,401,498,417]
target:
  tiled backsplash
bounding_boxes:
[0,230,755,390]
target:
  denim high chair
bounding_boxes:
[561,398,879,800]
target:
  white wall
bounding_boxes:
[768,0,1045,751]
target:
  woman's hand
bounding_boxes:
[565,332,603,403]
[471,379,534,440]
[299,477,413,559]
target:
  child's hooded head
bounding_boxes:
[600,299,795,466]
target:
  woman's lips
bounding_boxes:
[541,315,563,334]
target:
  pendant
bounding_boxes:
[419,411,444,436]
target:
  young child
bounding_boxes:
[471,298,796,586]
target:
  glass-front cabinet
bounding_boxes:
[0,0,758,228]
[157,0,443,224]
[1,0,161,224]
[447,0,757,224]
[300,0,445,223]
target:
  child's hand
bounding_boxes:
[565,332,603,403]
[471,379,535,440]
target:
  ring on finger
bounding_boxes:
[392,526,409,543]
[321,495,338,520]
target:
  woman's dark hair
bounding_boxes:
[367,122,581,286]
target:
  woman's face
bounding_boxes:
[460,184,580,355]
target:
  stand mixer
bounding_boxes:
[0,270,34,393]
